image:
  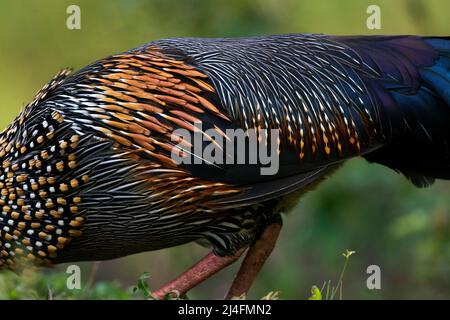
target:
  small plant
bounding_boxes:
[308,249,356,300]
[261,291,281,300]
[230,291,281,300]
[132,272,152,299]
[133,272,186,300]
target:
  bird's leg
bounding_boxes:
[225,222,282,299]
[152,248,246,300]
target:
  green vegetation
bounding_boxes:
[308,250,356,300]
[0,0,449,299]
[0,250,353,300]
[0,269,132,300]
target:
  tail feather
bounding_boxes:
[354,36,450,187]
[421,38,450,105]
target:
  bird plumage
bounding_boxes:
[0,34,449,270]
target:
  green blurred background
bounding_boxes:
[0,0,449,299]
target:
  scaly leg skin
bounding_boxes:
[225,222,282,299]
[152,248,246,300]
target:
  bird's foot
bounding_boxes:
[225,222,282,299]
[151,248,245,300]
[152,221,281,300]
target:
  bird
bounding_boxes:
[0,34,449,299]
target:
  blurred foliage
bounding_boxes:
[0,268,132,300]
[0,0,449,299]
